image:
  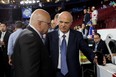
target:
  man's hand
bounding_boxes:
[0,41,5,45]
[103,56,106,66]
[93,55,106,66]
[8,57,13,66]
[93,55,98,64]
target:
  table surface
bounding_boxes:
[97,63,116,77]
[98,63,116,74]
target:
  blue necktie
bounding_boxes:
[61,35,68,75]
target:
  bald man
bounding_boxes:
[12,9,52,77]
[46,11,96,77]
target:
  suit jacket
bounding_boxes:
[83,13,91,25]
[93,40,109,54]
[0,31,11,60]
[0,31,11,51]
[12,26,52,77]
[46,29,95,77]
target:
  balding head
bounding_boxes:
[58,11,73,33]
[54,13,59,26]
[29,9,51,34]
[59,11,73,23]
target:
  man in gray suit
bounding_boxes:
[12,9,52,77]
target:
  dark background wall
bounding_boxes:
[0,0,101,23]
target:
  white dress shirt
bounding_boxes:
[0,32,6,42]
[58,30,70,69]
[0,32,6,47]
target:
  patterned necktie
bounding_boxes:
[61,35,68,75]
[41,35,45,44]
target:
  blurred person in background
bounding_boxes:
[7,21,24,77]
[79,23,88,40]
[48,20,56,32]
[93,33,109,65]
[7,21,24,66]
[91,6,98,28]
[73,25,80,31]
[93,33,109,54]
[100,1,107,9]
[0,21,11,77]
[83,9,91,26]
[53,13,59,30]
[87,21,95,39]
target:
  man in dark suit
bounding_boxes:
[46,11,97,77]
[83,9,91,26]
[12,9,52,77]
[0,22,11,77]
[93,33,109,64]
[93,33,109,54]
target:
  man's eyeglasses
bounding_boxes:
[38,20,50,26]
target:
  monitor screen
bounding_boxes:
[22,8,32,18]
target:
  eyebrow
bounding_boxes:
[59,21,70,24]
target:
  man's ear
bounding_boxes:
[38,20,41,26]
[37,21,42,29]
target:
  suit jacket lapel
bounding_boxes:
[4,31,8,40]
[67,30,75,54]
[52,31,59,67]
[97,40,101,51]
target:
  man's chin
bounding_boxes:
[61,30,68,33]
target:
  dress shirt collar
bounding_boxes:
[59,30,70,39]
[95,41,99,45]
[1,31,6,35]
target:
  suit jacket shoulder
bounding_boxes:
[13,26,52,77]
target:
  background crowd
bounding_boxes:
[0,0,116,77]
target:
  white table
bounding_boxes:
[97,63,116,77]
